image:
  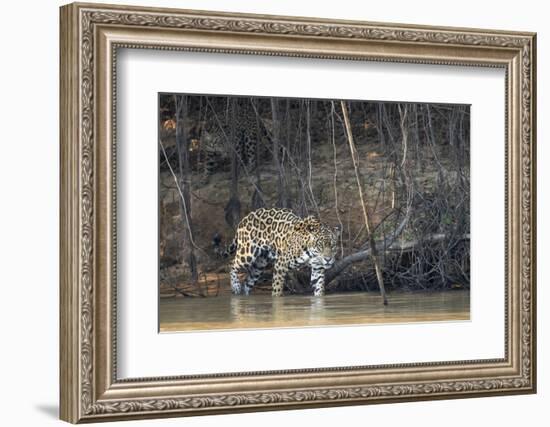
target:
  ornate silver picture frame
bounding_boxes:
[60,2,536,423]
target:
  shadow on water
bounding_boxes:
[160,290,470,332]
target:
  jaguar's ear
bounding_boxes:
[333,225,342,237]
[295,216,319,233]
[305,216,321,232]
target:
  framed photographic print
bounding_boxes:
[60,2,537,423]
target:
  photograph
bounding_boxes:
[158,93,471,332]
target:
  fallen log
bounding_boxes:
[325,230,469,284]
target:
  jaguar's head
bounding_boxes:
[295,216,340,268]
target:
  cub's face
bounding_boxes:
[295,216,340,268]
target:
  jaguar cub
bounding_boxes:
[214,208,339,296]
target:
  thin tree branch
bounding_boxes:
[341,100,388,305]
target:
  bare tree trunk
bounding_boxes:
[448,106,457,146]
[398,104,409,168]
[306,100,320,216]
[271,98,287,207]
[251,99,265,210]
[340,101,388,305]
[377,103,386,147]
[225,98,241,229]
[174,95,198,284]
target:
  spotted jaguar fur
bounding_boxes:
[214,208,339,296]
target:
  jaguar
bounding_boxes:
[213,208,339,296]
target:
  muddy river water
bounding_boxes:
[159,290,470,332]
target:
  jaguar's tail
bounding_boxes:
[212,233,237,258]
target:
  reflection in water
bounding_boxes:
[160,291,470,332]
[229,295,326,324]
[308,297,327,322]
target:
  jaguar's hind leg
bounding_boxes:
[271,261,287,296]
[230,259,242,295]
